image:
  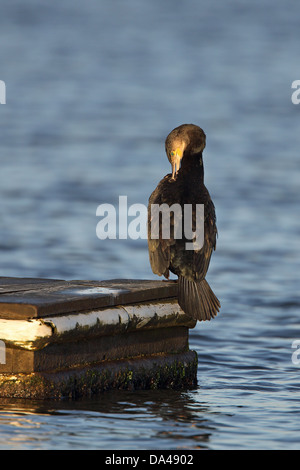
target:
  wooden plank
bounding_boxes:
[0,277,62,286]
[0,277,65,294]
[0,279,178,319]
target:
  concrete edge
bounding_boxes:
[0,351,198,399]
[0,300,196,351]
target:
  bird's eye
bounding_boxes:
[170,151,175,157]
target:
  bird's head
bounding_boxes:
[165,124,206,179]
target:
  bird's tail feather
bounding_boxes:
[178,276,220,321]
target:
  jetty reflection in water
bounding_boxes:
[0,391,214,449]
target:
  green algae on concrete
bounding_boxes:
[0,351,198,399]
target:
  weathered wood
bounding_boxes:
[0,278,178,319]
[0,277,63,292]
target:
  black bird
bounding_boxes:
[147,124,220,321]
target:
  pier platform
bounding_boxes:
[0,277,198,399]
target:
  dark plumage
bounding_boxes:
[147,124,220,321]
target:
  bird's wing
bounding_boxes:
[192,197,217,280]
[147,177,176,278]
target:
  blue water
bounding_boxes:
[1,0,300,450]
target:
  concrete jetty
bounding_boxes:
[0,277,198,399]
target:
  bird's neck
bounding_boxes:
[180,152,204,182]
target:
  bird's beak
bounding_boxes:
[171,152,182,179]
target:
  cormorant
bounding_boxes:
[147,124,220,321]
